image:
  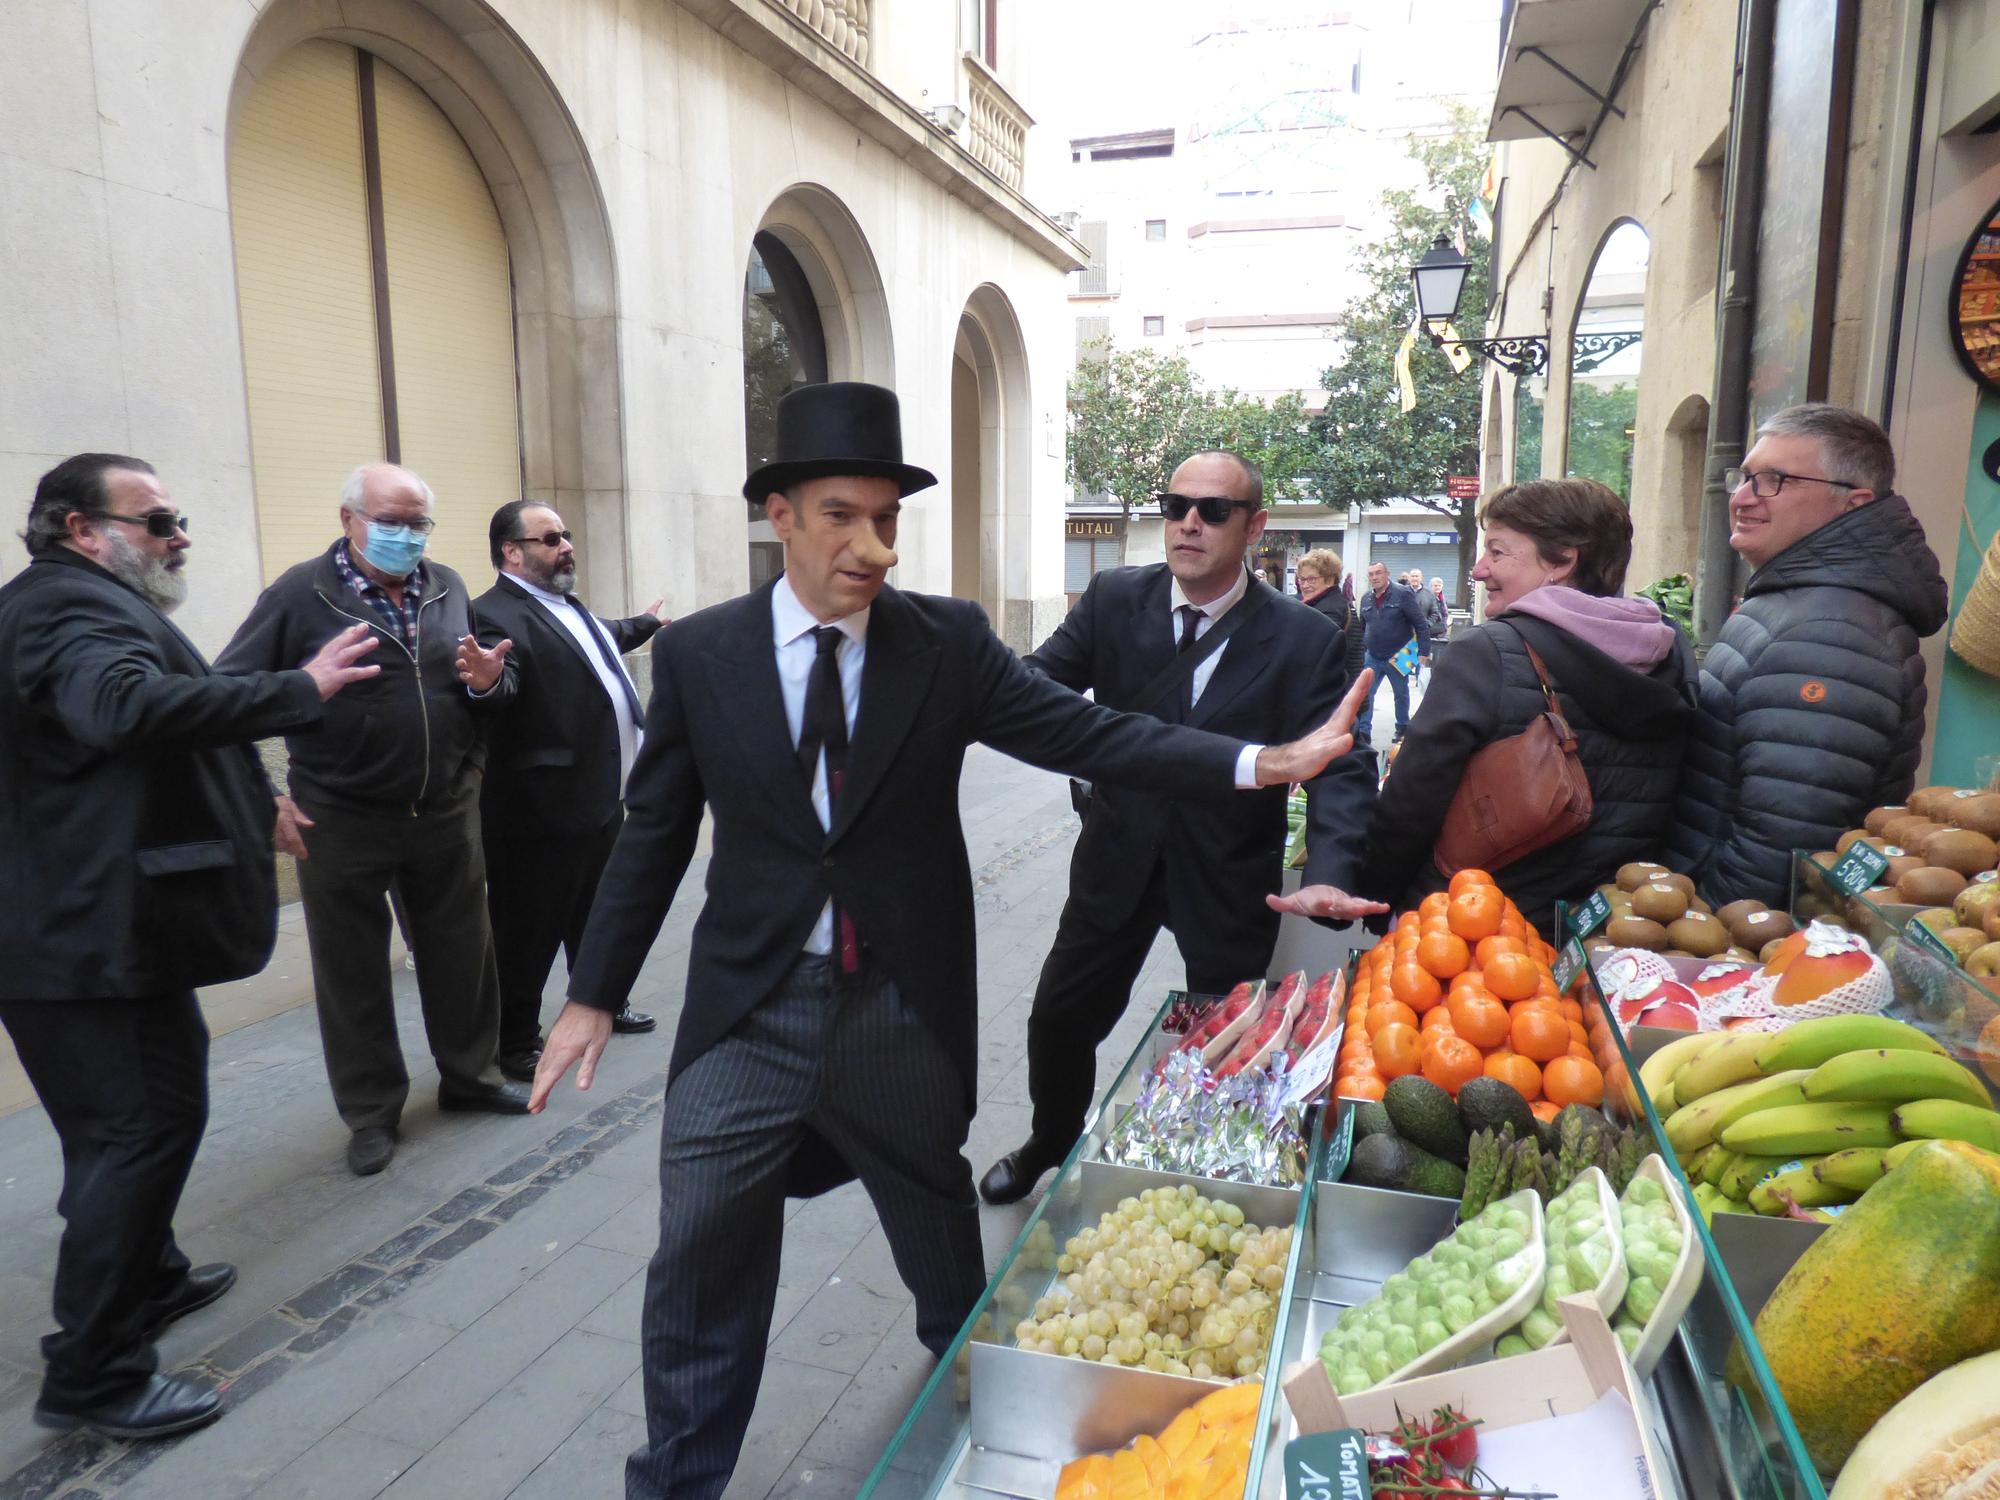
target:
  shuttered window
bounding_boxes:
[1075,220,1109,296]
[1064,534,1123,593]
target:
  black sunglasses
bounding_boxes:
[515,530,573,548]
[1156,492,1256,525]
[100,510,189,538]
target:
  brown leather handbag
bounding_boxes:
[1433,633,1594,877]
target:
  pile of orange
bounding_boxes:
[1334,870,1606,1123]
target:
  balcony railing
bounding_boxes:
[773,0,869,67]
[964,53,1031,192]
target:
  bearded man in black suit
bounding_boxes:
[527,384,1372,1500]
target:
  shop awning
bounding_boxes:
[1487,0,1656,157]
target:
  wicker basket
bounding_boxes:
[1950,517,2000,678]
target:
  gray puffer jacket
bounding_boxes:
[1666,496,1949,906]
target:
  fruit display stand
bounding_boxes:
[856,993,1340,1500]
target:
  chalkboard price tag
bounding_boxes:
[1568,890,1612,940]
[1284,1429,1369,1500]
[1905,918,1958,965]
[1827,842,1890,897]
[1553,936,1588,993]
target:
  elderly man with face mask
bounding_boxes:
[218,463,526,1176]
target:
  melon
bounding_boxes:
[1751,1140,2000,1473]
[1829,1348,2000,1498]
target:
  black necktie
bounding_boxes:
[1177,604,1202,716]
[566,595,645,730]
[799,626,860,973]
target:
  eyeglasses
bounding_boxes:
[515,530,573,549]
[1157,492,1257,525]
[1724,467,1858,498]
[359,512,436,534]
[99,511,189,538]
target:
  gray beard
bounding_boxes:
[525,557,576,595]
[100,527,188,613]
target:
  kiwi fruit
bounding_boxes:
[1897,866,1971,906]
[1583,935,1615,955]
[1810,851,1841,868]
[1910,786,1961,820]
[1948,791,2000,839]
[1594,882,1622,903]
[1884,816,1945,849]
[1629,881,1689,924]
[1667,912,1729,958]
[1865,805,1907,836]
[1658,872,1697,902]
[1616,862,1669,892]
[1605,914,1669,950]
[1688,896,1713,916]
[1725,946,1759,962]
[1715,899,1764,929]
[1728,906,1795,950]
[1923,827,2000,877]
[1759,936,1791,963]
[1884,853,1927,885]
[1836,829,1887,856]
[1661,948,1693,958]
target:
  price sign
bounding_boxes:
[1285,1025,1344,1108]
[1568,890,1612,940]
[1827,842,1890,896]
[1905,918,1958,965]
[1553,936,1588,993]
[1284,1430,1369,1500]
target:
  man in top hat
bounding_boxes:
[528,382,1373,1500]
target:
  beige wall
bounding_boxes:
[0,0,1077,655]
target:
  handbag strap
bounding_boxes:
[1513,630,1580,750]
[1129,577,1273,715]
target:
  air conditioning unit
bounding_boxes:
[1055,210,1082,232]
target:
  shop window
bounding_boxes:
[743,231,829,519]
[1145,219,1166,241]
[1565,220,1648,503]
[1142,315,1165,337]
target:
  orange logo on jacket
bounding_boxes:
[1800,681,1827,704]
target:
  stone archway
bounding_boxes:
[230,0,628,600]
[952,285,1033,648]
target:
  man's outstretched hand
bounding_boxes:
[1266,884,1390,922]
[1253,668,1374,787]
[528,1001,614,1113]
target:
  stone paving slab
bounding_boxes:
[0,747,1327,1500]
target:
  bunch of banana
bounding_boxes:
[1643,1014,2000,1221]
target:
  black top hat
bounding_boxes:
[742,382,938,504]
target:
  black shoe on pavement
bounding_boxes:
[1392,729,1406,743]
[438,1080,532,1115]
[611,1009,657,1035]
[35,1374,223,1440]
[347,1126,396,1176]
[143,1264,238,1340]
[978,1139,1065,1206]
[496,1047,542,1083]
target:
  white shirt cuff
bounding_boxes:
[1234,744,1264,789]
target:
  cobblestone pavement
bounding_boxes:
[0,747,1212,1500]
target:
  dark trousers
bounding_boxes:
[293,773,505,1131]
[1355,651,1412,743]
[484,813,622,1055]
[0,993,207,1407]
[1025,861,1264,1147]
[626,956,985,1500]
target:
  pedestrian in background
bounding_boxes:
[218,463,527,1178]
[1353,561,1431,746]
[475,500,667,1082]
[0,455,377,1439]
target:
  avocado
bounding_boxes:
[1345,1132,1465,1198]
[1456,1075,1537,1141]
[1382,1075,1469,1165]
[1406,1153,1468,1199]
[1350,1100,1395,1142]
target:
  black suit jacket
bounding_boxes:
[473,575,663,836]
[0,550,323,999]
[1029,564,1375,969]
[567,580,1250,1118]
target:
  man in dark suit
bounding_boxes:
[0,454,377,1440]
[979,450,1386,1205]
[525,384,1369,1500]
[475,501,668,1080]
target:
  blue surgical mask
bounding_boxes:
[360,521,428,578]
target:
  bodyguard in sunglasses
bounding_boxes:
[980,449,1386,1205]
[0,455,378,1439]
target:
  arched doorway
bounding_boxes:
[230,1,623,598]
[951,285,1032,647]
[1563,220,1650,502]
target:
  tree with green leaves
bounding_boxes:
[1563,381,1639,501]
[1309,109,1492,585]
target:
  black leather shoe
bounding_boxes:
[438,1081,531,1115]
[978,1140,1065,1206]
[496,1047,542,1083]
[612,1009,657,1035]
[36,1373,223,1440]
[347,1126,396,1176]
[142,1264,237,1340]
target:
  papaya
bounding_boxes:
[1750,1139,2000,1472]
[1829,1348,2000,1497]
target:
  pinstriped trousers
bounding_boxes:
[626,954,987,1500]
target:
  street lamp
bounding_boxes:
[1407,232,1550,378]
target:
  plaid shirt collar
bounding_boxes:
[334,539,426,650]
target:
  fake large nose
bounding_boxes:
[850,528,897,572]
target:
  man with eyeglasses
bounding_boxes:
[218,462,529,1176]
[979,448,1384,1205]
[0,454,379,1439]
[1667,403,1949,906]
[474,501,668,1081]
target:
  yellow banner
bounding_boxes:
[1396,328,1418,412]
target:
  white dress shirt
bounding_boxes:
[772,574,867,955]
[1168,567,1264,787]
[506,572,643,789]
